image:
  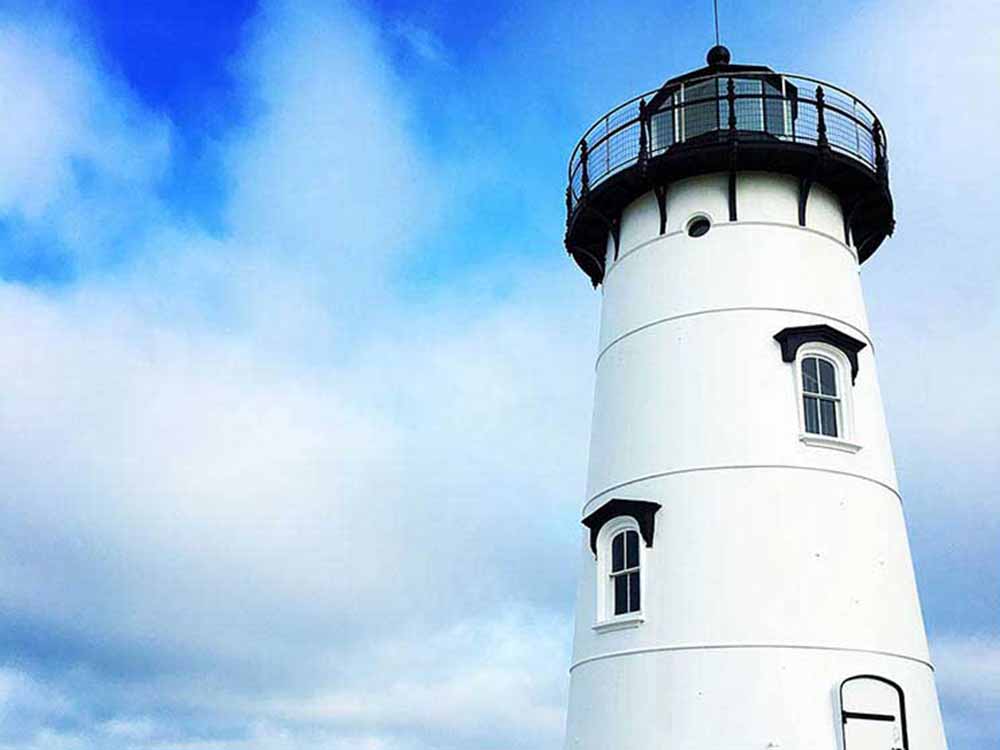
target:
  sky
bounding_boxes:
[0,0,995,748]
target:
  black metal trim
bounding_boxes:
[582,498,662,554]
[841,196,861,245]
[727,151,738,221]
[578,199,620,264]
[726,82,738,221]
[842,711,896,723]
[773,324,867,384]
[815,85,829,149]
[798,147,827,228]
[564,236,604,289]
[798,175,813,227]
[654,183,668,234]
[637,98,649,175]
[840,674,908,750]
[728,168,738,221]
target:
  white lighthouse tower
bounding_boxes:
[561,46,948,750]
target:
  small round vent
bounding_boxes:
[687,216,712,238]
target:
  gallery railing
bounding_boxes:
[567,71,888,215]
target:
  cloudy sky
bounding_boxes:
[0,0,995,748]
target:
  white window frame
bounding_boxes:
[594,516,645,632]
[794,342,861,453]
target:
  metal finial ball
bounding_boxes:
[707,45,731,66]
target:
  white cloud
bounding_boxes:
[0,5,594,747]
[933,634,1000,706]
[391,21,448,65]
[224,1,440,292]
[931,634,1000,747]
[0,11,170,266]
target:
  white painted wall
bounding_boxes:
[564,173,948,750]
[565,649,944,750]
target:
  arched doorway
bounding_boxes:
[840,675,908,750]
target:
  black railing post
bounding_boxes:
[816,85,829,148]
[727,77,738,222]
[853,96,862,155]
[761,76,768,134]
[637,99,649,174]
[565,185,573,227]
[727,77,737,133]
[604,116,610,174]
[873,119,888,185]
[580,139,590,196]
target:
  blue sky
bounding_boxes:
[0,1,996,748]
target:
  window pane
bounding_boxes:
[820,399,839,437]
[683,79,721,140]
[628,571,641,612]
[802,357,819,393]
[733,78,763,131]
[614,574,628,615]
[804,396,820,434]
[612,533,624,573]
[626,530,639,568]
[763,79,786,135]
[650,108,674,154]
[718,78,765,132]
[819,359,837,396]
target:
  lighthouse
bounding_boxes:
[561,46,948,750]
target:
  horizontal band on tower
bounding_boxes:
[583,463,901,516]
[569,643,935,674]
[595,306,873,369]
[604,219,859,285]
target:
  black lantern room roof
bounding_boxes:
[564,48,894,286]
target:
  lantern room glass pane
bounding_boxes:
[719,78,764,132]
[650,108,674,154]
[684,79,721,140]
[763,79,787,135]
